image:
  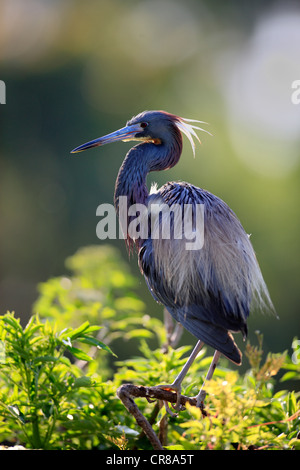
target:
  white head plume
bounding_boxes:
[175,117,212,157]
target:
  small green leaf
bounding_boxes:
[3,315,23,333]
[32,355,58,364]
[79,335,117,357]
[73,376,93,388]
[66,346,93,361]
[66,321,91,339]
[124,329,153,339]
[83,325,102,334]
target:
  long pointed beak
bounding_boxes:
[70,123,142,154]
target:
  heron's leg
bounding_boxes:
[169,323,184,349]
[155,340,205,411]
[163,308,184,349]
[196,350,221,407]
[163,308,174,346]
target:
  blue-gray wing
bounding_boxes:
[139,182,273,364]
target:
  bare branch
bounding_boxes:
[117,384,164,450]
[117,383,205,450]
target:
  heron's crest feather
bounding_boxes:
[175,117,212,157]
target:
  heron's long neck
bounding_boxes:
[115,138,181,205]
[114,145,150,211]
[114,138,182,249]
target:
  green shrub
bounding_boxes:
[0,246,299,449]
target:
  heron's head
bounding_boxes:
[71,110,210,156]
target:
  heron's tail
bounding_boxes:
[175,312,242,365]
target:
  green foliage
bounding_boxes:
[0,246,299,450]
[33,245,162,378]
[116,336,300,450]
[0,312,125,449]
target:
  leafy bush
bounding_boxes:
[0,246,299,449]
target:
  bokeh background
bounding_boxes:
[0,0,299,359]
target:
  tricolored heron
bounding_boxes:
[71,110,274,410]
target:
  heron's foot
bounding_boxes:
[153,383,184,413]
[162,400,178,417]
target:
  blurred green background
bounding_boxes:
[0,0,299,359]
